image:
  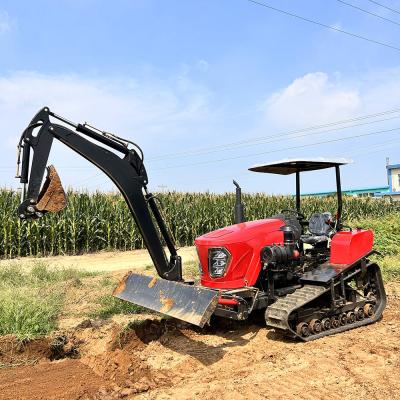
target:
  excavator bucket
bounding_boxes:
[113,272,219,327]
[36,165,67,213]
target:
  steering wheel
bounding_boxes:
[281,208,305,220]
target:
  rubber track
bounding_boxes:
[266,285,326,332]
[265,265,387,342]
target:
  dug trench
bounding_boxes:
[0,283,399,400]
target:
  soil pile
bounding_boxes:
[0,285,399,400]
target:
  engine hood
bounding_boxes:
[195,218,286,289]
[195,218,284,246]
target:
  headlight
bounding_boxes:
[208,247,231,278]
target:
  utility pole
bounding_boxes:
[386,157,390,185]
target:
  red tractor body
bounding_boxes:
[330,229,374,264]
[196,222,375,290]
[196,218,284,289]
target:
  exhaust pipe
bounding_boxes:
[233,180,245,224]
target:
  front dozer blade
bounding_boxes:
[36,165,67,213]
[113,272,219,327]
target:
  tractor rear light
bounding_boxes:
[208,247,231,278]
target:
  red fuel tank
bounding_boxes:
[195,219,284,289]
[330,229,374,265]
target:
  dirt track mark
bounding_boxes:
[0,359,105,400]
[0,287,399,400]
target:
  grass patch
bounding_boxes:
[99,276,116,287]
[184,260,201,280]
[352,214,400,282]
[0,260,97,288]
[0,287,62,339]
[379,256,400,282]
[0,261,98,338]
[88,295,144,319]
[353,213,400,256]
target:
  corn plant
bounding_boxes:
[0,188,399,258]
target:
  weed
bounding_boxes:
[0,287,62,339]
[88,295,144,319]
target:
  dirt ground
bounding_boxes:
[0,247,198,273]
[0,251,399,400]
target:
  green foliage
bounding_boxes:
[352,214,400,256]
[88,295,144,319]
[0,261,96,287]
[1,188,399,258]
[0,287,62,339]
[379,256,400,281]
[0,262,97,338]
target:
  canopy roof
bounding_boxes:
[249,158,352,175]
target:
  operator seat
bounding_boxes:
[301,212,332,245]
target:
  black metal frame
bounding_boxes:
[16,107,182,281]
[294,166,343,231]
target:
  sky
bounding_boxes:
[1,0,400,195]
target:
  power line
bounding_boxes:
[149,114,400,161]
[367,0,400,15]
[337,0,400,26]
[149,107,400,161]
[70,116,400,186]
[6,107,400,172]
[161,138,400,187]
[348,137,400,157]
[78,136,400,189]
[246,0,400,51]
[153,126,400,170]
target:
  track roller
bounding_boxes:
[330,316,340,329]
[321,318,331,331]
[364,303,374,317]
[354,307,364,321]
[309,319,322,334]
[339,313,347,326]
[296,322,310,337]
[346,311,356,324]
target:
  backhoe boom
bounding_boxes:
[16,107,182,281]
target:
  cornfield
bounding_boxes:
[0,188,399,258]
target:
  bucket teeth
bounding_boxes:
[36,165,67,213]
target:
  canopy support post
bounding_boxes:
[296,170,301,212]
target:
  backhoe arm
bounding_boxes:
[16,107,182,281]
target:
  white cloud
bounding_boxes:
[0,10,11,34]
[264,72,361,129]
[0,71,214,189]
[0,71,212,144]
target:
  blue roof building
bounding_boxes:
[386,163,400,196]
[303,162,400,199]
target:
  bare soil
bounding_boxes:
[0,247,198,273]
[0,283,399,400]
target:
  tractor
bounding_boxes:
[16,107,386,340]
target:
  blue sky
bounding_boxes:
[1,0,400,194]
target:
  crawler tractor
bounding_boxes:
[16,107,387,341]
